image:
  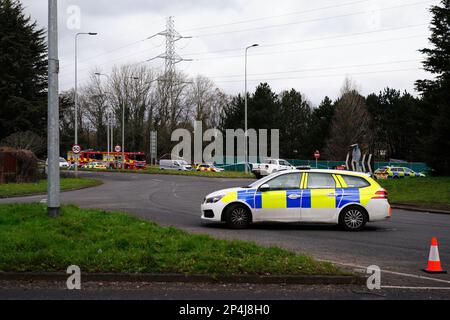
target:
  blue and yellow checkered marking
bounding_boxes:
[336,188,360,208]
[386,169,423,179]
[286,190,301,208]
[301,190,311,208]
[237,190,258,208]
[225,188,363,210]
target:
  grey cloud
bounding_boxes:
[19,0,435,104]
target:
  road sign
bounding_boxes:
[72,144,81,154]
[115,145,122,153]
[314,151,320,159]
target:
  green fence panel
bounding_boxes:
[215,158,430,173]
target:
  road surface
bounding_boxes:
[1,172,449,298]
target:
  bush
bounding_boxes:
[0,147,39,183]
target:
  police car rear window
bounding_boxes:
[341,175,370,188]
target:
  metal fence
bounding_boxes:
[215,158,430,173]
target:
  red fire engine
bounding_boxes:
[67,150,147,170]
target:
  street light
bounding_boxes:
[74,32,97,176]
[48,0,59,217]
[244,44,259,173]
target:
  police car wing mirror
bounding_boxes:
[259,184,271,192]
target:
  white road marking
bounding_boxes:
[381,286,450,290]
[319,260,450,285]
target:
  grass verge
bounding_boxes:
[79,166,255,179]
[0,178,102,199]
[0,204,342,276]
[379,177,450,211]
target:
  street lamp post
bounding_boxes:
[48,0,60,217]
[244,44,259,174]
[74,32,97,176]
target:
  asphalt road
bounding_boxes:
[1,171,450,298]
[1,281,450,300]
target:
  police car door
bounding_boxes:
[301,173,339,222]
[254,173,302,222]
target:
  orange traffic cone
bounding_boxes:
[423,238,447,274]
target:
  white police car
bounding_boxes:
[201,169,392,231]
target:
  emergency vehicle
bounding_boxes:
[67,150,147,170]
[195,164,225,173]
[375,167,426,180]
[201,169,391,231]
[81,162,107,170]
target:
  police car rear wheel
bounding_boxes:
[339,206,368,231]
[225,204,251,229]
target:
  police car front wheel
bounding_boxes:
[339,206,368,231]
[225,204,251,229]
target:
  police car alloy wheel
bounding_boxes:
[225,204,251,229]
[340,206,368,231]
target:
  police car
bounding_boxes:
[81,162,107,170]
[196,164,225,173]
[201,169,392,231]
[375,167,426,180]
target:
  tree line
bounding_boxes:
[0,0,449,174]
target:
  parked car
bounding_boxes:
[251,159,295,178]
[375,167,426,180]
[195,164,225,173]
[201,169,392,231]
[46,157,70,168]
[81,162,107,170]
[160,159,192,171]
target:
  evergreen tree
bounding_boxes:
[249,83,280,130]
[308,96,334,158]
[416,0,450,174]
[366,88,422,161]
[220,83,281,131]
[278,89,312,159]
[0,0,47,141]
[220,94,245,130]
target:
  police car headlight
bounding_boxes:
[205,195,225,204]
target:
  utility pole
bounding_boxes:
[47,0,60,217]
[244,44,259,174]
[110,117,114,153]
[147,17,192,136]
[106,112,110,157]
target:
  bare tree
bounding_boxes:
[209,88,229,128]
[185,76,228,128]
[66,62,223,157]
[79,72,109,149]
[324,78,373,159]
[106,64,155,152]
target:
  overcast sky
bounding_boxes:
[21,0,437,105]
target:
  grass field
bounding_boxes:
[379,177,450,211]
[0,204,342,276]
[0,178,102,199]
[142,166,254,179]
[79,166,255,179]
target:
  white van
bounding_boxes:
[160,159,192,171]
